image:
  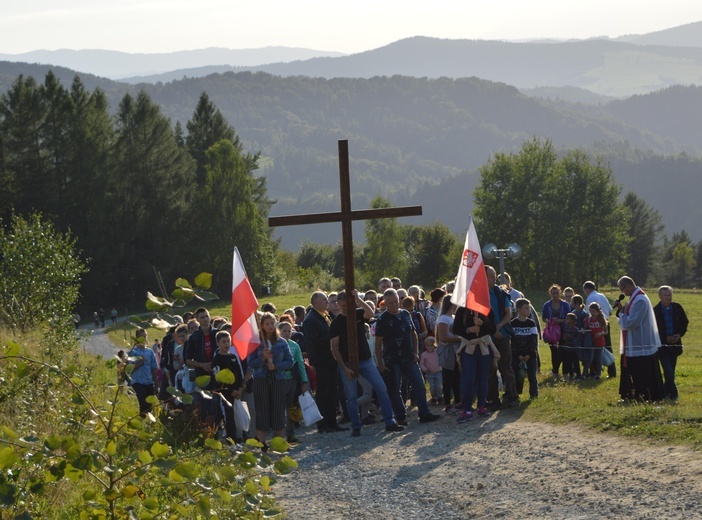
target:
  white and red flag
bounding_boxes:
[451,217,491,316]
[231,247,260,360]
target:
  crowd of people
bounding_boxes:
[118,272,688,446]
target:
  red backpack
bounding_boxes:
[542,318,561,344]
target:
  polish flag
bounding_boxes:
[451,217,491,316]
[231,247,260,360]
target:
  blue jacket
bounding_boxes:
[247,338,294,381]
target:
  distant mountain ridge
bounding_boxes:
[0,47,346,80]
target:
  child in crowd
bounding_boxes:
[510,298,539,399]
[584,302,607,379]
[420,337,442,404]
[561,313,582,380]
[212,330,244,443]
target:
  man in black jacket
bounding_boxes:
[653,285,688,400]
[302,291,348,433]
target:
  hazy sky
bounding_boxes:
[3,0,702,54]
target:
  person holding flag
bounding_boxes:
[230,247,262,437]
[450,218,499,422]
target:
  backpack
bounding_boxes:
[542,318,561,344]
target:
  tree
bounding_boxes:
[103,90,196,306]
[0,75,46,221]
[186,92,238,186]
[474,138,629,289]
[622,191,664,285]
[0,213,87,335]
[190,139,275,294]
[363,196,409,284]
[406,221,462,289]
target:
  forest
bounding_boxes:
[2,67,702,312]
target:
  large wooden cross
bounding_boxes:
[268,140,422,374]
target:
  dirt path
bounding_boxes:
[77,332,702,518]
[275,408,702,519]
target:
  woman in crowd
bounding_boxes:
[542,284,572,379]
[277,318,309,443]
[436,294,462,412]
[452,304,497,421]
[247,312,294,448]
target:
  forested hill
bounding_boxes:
[138,37,702,97]
[2,64,702,247]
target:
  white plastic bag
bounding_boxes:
[233,399,251,432]
[298,391,323,427]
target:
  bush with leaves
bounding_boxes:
[0,213,87,330]
[0,339,296,519]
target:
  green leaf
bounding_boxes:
[142,497,160,511]
[180,394,193,405]
[145,395,159,405]
[73,454,94,470]
[171,287,194,301]
[263,509,282,518]
[260,475,271,490]
[204,438,222,450]
[237,452,257,469]
[215,368,236,385]
[0,447,18,470]
[127,315,151,328]
[168,469,184,483]
[3,341,20,357]
[195,375,211,388]
[15,361,31,378]
[218,466,237,482]
[44,435,62,451]
[121,484,139,498]
[216,488,232,503]
[196,496,211,518]
[138,450,153,464]
[21,435,40,443]
[174,462,199,479]
[150,441,170,459]
[65,464,83,482]
[1,426,19,440]
[106,441,116,456]
[245,438,263,448]
[194,272,213,290]
[269,437,290,453]
[175,277,192,289]
[128,419,143,430]
[146,291,172,312]
[83,489,97,500]
[193,289,219,302]
[104,488,120,502]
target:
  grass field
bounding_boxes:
[110,287,702,450]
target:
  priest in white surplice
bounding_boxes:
[615,276,664,401]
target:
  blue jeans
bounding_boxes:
[512,355,538,398]
[338,359,397,429]
[460,348,492,412]
[658,349,678,399]
[425,372,442,400]
[382,359,430,420]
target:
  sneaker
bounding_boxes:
[457,411,473,423]
[351,429,361,437]
[362,414,377,425]
[444,405,457,415]
[507,399,520,408]
[453,402,463,410]
[396,418,408,426]
[385,422,405,432]
[419,413,441,423]
[286,434,300,444]
[476,407,490,417]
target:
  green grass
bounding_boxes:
[521,289,702,449]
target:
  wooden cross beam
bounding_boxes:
[268,140,422,374]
